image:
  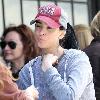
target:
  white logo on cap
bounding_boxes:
[39,6,55,16]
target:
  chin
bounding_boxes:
[38,44,47,49]
[5,56,13,61]
[38,45,47,49]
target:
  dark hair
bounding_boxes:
[1,24,39,63]
[59,26,65,30]
[60,23,79,49]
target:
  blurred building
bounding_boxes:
[0,0,100,36]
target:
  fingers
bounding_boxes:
[41,54,58,72]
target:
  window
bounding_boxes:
[59,0,71,1]
[0,0,3,36]
[73,0,87,2]
[73,3,89,25]
[40,1,55,6]
[4,0,21,27]
[58,2,72,25]
[0,0,90,33]
[22,0,38,29]
[58,0,89,25]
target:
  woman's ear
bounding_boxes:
[59,30,66,39]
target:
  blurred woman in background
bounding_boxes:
[74,24,93,50]
[0,24,39,79]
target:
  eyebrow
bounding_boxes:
[35,20,53,29]
[35,20,41,24]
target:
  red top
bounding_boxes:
[0,61,31,100]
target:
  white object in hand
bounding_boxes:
[41,54,58,72]
[25,85,39,100]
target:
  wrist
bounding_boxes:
[42,63,53,72]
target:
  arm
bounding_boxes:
[42,51,92,100]
[0,62,38,100]
[17,58,38,90]
[17,62,32,89]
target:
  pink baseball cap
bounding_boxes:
[30,4,68,29]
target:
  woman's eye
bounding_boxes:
[35,24,39,27]
[47,26,52,29]
[35,24,41,28]
[47,26,55,32]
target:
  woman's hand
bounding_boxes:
[25,85,39,100]
[41,54,58,72]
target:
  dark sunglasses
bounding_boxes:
[0,41,17,49]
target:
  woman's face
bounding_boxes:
[3,31,24,62]
[34,20,64,50]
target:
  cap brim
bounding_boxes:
[30,20,36,25]
[30,16,60,28]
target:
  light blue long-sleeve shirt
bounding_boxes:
[17,49,96,100]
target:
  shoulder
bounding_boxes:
[21,56,41,72]
[63,49,90,67]
[64,49,92,75]
[64,49,88,59]
[83,42,100,54]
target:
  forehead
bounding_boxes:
[36,20,48,26]
[4,31,21,41]
[35,20,57,30]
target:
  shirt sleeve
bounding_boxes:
[43,50,93,100]
[17,62,32,90]
[17,57,39,90]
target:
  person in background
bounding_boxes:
[83,11,100,100]
[74,24,93,50]
[17,4,96,100]
[61,23,79,49]
[0,60,39,100]
[0,24,39,79]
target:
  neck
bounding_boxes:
[12,57,25,70]
[41,46,64,58]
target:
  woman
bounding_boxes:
[74,24,93,50]
[83,11,100,100]
[17,4,96,100]
[0,59,38,100]
[0,24,39,79]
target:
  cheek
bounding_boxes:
[35,32,40,42]
[35,28,41,33]
[15,45,24,54]
[13,48,24,59]
[34,30,40,38]
[35,35,39,42]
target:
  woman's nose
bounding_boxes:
[39,28,46,36]
[4,44,10,50]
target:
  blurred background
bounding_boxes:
[0,0,100,36]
